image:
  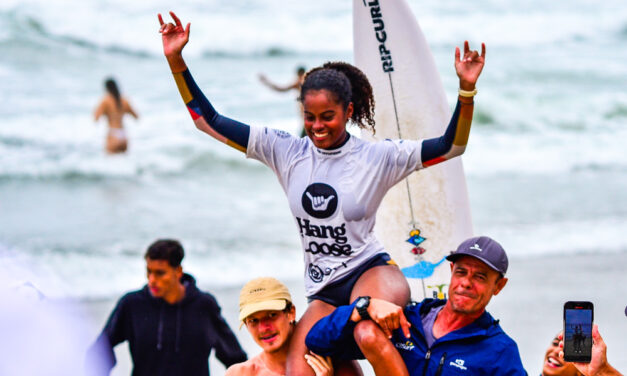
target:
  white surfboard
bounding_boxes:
[353,0,473,300]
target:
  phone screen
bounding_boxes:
[564,302,593,362]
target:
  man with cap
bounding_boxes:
[305,236,527,375]
[225,277,334,376]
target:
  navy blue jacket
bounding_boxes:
[306,299,526,376]
[87,274,246,376]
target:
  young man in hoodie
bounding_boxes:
[87,239,247,376]
[306,236,527,375]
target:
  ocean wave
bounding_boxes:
[0,11,322,62]
[0,239,303,300]
[483,218,627,259]
[472,109,496,127]
[604,103,627,119]
[201,47,299,59]
[0,146,259,183]
[0,10,154,58]
[4,236,625,300]
[571,163,627,174]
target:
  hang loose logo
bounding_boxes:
[302,183,338,219]
[306,192,336,211]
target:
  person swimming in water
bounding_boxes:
[93,78,139,154]
[258,66,306,94]
[259,66,307,137]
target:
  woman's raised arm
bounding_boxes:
[421,41,485,167]
[159,11,250,152]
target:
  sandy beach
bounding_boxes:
[78,252,627,375]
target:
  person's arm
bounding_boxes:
[207,297,247,367]
[305,303,363,359]
[347,298,411,339]
[93,99,106,122]
[84,298,129,376]
[420,41,485,167]
[304,352,334,376]
[123,99,139,120]
[158,11,250,153]
[258,73,299,92]
[559,325,623,376]
[305,298,411,359]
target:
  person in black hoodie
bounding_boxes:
[86,239,247,376]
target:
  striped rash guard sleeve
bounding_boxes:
[420,97,473,167]
[173,69,250,152]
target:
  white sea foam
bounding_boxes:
[0,239,303,299]
[3,0,625,58]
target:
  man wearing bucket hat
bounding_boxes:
[226,277,335,376]
[306,236,527,375]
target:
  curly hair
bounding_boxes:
[299,62,376,133]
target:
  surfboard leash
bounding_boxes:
[388,72,428,298]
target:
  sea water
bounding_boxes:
[0,0,626,372]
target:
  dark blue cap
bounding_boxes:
[446,236,509,275]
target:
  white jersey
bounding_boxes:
[247,127,424,296]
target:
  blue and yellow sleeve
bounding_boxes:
[173,69,250,152]
[421,96,474,167]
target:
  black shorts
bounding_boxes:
[307,253,395,307]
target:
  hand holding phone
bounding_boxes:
[563,301,594,363]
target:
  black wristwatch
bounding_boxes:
[355,296,371,320]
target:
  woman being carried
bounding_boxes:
[158,11,485,376]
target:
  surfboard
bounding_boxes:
[353,0,473,301]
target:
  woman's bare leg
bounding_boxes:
[286,300,362,376]
[351,264,410,376]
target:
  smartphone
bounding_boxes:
[563,301,594,362]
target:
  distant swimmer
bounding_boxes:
[159,11,484,376]
[258,66,306,93]
[93,78,139,154]
[259,66,307,137]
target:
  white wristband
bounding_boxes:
[458,88,478,97]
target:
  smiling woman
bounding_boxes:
[302,90,352,150]
[542,333,583,376]
[159,9,485,376]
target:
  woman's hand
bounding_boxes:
[158,11,190,72]
[558,325,621,376]
[305,352,334,376]
[454,41,486,91]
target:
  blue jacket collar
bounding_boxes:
[406,298,503,345]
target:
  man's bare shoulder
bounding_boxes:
[224,358,258,376]
[225,354,282,376]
